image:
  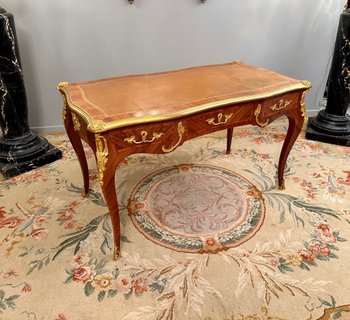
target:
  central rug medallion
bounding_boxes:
[128,164,265,253]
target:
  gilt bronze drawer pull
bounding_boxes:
[270,99,292,111]
[206,113,233,126]
[124,131,164,145]
[254,105,269,127]
[162,122,185,153]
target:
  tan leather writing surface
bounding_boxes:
[61,62,303,127]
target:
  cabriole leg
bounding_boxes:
[95,133,121,260]
[64,107,89,196]
[277,113,304,190]
[100,167,121,260]
[226,127,234,154]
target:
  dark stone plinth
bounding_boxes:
[0,131,49,162]
[0,7,62,179]
[306,109,350,146]
[305,9,350,146]
[0,141,62,179]
[306,115,350,146]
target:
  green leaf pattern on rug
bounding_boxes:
[1,124,350,319]
[0,269,31,315]
[0,290,20,313]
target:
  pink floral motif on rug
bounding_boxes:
[128,164,265,253]
[1,122,350,320]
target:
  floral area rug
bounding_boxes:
[1,119,350,320]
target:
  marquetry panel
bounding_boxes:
[107,119,188,154]
[253,92,299,127]
[186,102,256,137]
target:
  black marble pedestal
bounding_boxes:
[305,112,350,146]
[0,139,62,178]
[0,7,62,179]
[305,8,350,146]
[0,130,62,179]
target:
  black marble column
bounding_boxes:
[0,7,62,179]
[305,6,350,146]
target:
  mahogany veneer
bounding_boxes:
[57,61,311,260]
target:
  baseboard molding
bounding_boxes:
[31,125,65,134]
[306,109,320,117]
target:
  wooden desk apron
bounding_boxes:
[57,61,311,260]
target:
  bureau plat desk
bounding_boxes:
[57,61,311,260]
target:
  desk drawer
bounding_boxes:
[108,120,187,153]
[254,92,300,126]
[186,103,255,136]
[185,92,300,136]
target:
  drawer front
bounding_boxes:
[253,92,300,127]
[108,120,187,153]
[185,92,300,137]
[186,102,257,136]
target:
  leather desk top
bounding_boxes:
[58,61,309,132]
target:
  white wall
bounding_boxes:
[1,0,345,131]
